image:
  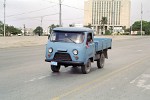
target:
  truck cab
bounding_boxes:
[45,27,112,74]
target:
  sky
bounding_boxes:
[0,0,150,29]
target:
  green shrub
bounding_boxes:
[105,30,111,35]
[122,32,130,35]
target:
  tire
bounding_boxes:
[81,59,91,74]
[51,65,60,72]
[97,53,105,68]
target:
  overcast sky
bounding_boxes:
[0,0,150,29]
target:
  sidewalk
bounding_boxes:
[0,36,48,48]
[0,36,147,49]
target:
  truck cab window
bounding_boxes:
[87,33,93,43]
[51,31,85,43]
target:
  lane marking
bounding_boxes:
[130,74,150,91]
[52,56,149,100]
[130,76,141,84]
[24,75,50,83]
[137,50,142,52]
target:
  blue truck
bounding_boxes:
[45,27,112,74]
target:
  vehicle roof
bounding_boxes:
[53,27,93,33]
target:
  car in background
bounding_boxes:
[17,33,22,36]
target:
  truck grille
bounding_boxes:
[53,53,72,61]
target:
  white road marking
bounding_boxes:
[24,75,50,83]
[130,75,141,84]
[29,78,36,82]
[137,50,142,52]
[38,75,48,80]
[111,87,115,90]
[130,74,150,91]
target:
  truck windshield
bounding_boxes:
[50,31,85,44]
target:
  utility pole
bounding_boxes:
[59,0,62,27]
[3,0,6,37]
[23,24,26,36]
[41,17,43,28]
[112,0,114,33]
[141,2,143,36]
[130,24,132,35]
[41,16,43,36]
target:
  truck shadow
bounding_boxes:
[66,66,99,74]
[50,66,102,76]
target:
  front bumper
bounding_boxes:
[45,59,84,66]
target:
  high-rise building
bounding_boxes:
[84,0,131,34]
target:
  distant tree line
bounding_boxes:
[0,21,22,36]
[33,24,59,36]
[84,19,150,35]
[132,20,150,35]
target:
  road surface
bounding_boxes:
[0,36,150,100]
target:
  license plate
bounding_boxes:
[51,61,58,66]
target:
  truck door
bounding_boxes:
[86,33,95,59]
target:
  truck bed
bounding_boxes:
[94,38,112,52]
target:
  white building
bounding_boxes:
[84,0,131,34]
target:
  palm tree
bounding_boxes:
[101,17,107,35]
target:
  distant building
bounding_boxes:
[74,24,83,27]
[21,28,34,36]
[84,0,131,34]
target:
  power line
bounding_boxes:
[28,13,59,18]
[42,0,87,11]
[43,17,83,21]
[7,13,59,21]
[62,4,85,11]
[6,5,57,18]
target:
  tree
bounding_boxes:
[132,20,150,35]
[0,21,2,25]
[69,24,74,27]
[101,17,107,34]
[49,24,59,34]
[0,21,22,36]
[33,26,43,36]
[84,23,92,28]
[0,21,3,35]
[6,25,21,35]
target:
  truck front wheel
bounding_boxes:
[51,65,60,72]
[97,53,105,68]
[81,59,91,74]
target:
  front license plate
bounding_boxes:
[51,61,58,66]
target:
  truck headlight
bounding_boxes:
[73,49,78,55]
[48,48,53,53]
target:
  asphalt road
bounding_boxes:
[0,36,150,100]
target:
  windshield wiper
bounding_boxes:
[66,37,76,44]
